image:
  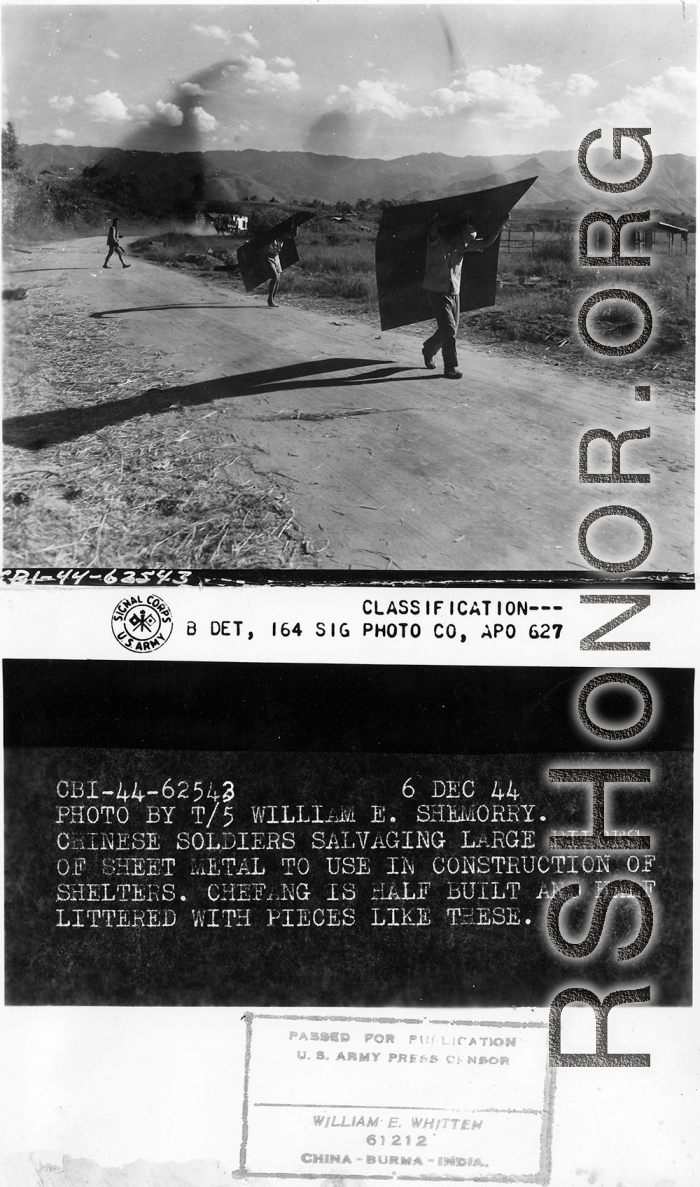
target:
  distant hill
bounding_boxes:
[17,143,695,218]
[405,150,695,215]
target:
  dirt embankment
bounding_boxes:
[3,246,316,570]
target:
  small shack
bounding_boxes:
[638,219,688,253]
[632,210,689,254]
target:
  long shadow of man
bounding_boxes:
[4,358,424,450]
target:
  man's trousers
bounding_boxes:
[423,290,460,371]
[104,245,126,266]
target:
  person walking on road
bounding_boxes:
[261,235,283,305]
[421,213,502,379]
[103,218,130,269]
[259,221,298,306]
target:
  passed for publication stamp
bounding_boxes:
[239,1013,553,1182]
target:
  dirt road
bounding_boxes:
[5,237,693,572]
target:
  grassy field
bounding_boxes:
[129,218,695,397]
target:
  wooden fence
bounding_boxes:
[501,228,536,253]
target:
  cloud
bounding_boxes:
[243,55,300,93]
[179,81,212,97]
[565,73,599,99]
[190,106,218,133]
[238,31,259,49]
[273,56,295,69]
[49,95,75,112]
[191,24,229,42]
[54,127,75,142]
[85,90,131,122]
[331,78,414,120]
[429,64,560,128]
[103,48,120,60]
[596,65,696,123]
[154,100,184,126]
[131,103,152,121]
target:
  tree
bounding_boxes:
[190,171,205,203]
[2,121,21,172]
[248,206,289,237]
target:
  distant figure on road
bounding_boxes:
[421,213,502,379]
[259,223,297,306]
[103,218,130,270]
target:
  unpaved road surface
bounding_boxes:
[5,237,693,572]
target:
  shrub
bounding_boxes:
[247,206,295,237]
[532,230,575,265]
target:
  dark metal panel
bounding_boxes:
[237,210,316,292]
[375,176,538,331]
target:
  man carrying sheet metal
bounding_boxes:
[260,223,297,307]
[421,214,503,379]
[238,210,316,300]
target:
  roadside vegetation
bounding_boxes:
[468,233,695,399]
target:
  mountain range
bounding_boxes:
[17,142,696,218]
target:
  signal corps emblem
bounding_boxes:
[111,594,173,652]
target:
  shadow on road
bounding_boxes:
[89,303,257,317]
[4,358,420,450]
[5,268,96,273]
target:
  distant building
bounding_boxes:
[204,212,249,234]
[614,209,688,254]
[635,216,689,254]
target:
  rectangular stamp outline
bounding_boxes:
[237,1013,556,1185]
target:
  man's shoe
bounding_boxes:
[422,347,436,370]
[444,369,463,379]
[122,264,131,269]
[102,265,110,269]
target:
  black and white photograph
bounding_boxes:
[1,3,695,576]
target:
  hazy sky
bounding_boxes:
[2,4,697,159]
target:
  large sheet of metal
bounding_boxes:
[375,177,537,331]
[237,210,316,293]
